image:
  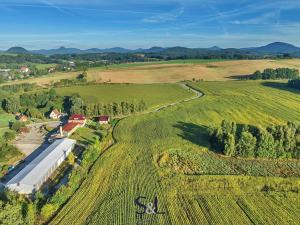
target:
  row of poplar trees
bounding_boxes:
[209,120,300,159]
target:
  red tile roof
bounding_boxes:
[69,114,86,121]
[62,123,80,133]
[98,116,109,121]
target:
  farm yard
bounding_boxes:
[50,80,300,225]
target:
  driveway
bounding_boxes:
[14,121,60,156]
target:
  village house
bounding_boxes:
[68,114,86,125]
[18,114,28,122]
[69,61,76,67]
[49,109,62,119]
[60,123,81,137]
[98,115,110,125]
[53,114,87,138]
[48,67,56,73]
[20,66,30,73]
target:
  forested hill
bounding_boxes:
[3,42,300,59]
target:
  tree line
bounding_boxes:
[67,94,147,117]
[209,120,300,159]
[1,85,148,119]
[288,78,300,89]
[241,68,299,80]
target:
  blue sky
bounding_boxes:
[1,0,300,49]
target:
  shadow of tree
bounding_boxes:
[225,74,252,80]
[261,81,300,95]
[173,121,210,148]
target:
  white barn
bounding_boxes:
[6,138,76,195]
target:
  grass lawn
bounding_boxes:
[70,127,100,146]
[55,83,194,109]
[34,63,57,70]
[0,113,16,128]
[50,80,300,225]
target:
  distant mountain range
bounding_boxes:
[5,42,300,56]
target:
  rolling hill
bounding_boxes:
[4,42,300,56]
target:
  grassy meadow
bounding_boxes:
[50,80,300,225]
[0,113,15,128]
[55,83,194,109]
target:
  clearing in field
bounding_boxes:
[50,80,300,225]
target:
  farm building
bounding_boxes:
[98,116,110,125]
[20,66,29,73]
[6,138,76,195]
[61,123,82,137]
[49,109,62,119]
[68,114,86,125]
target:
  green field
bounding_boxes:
[50,80,300,225]
[55,83,194,108]
[0,113,15,128]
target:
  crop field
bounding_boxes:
[2,59,300,86]
[55,83,194,108]
[50,80,300,225]
[86,59,300,83]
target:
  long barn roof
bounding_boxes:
[6,138,76,193]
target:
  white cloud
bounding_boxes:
[142,6,184,23]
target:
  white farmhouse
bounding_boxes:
[49,109,62,119]
[6,138,76,195]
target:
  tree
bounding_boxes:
[70,96,84,114]
[237,131,256,157]
[3,131,16,142]
[2,96,20,113]
[256,129,276,158]
[10,121,25,132]
[224,133,236,156]
[67,152,76,165]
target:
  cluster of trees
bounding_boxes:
[245,68,299,80]
[288,78,300,89]
[1,83,36,93]
[1,89,63,119]
[53,72,89,88]
[209,120,300,159]
[0,130,21,177]
[68,94,147,117]
[0,191,36,225]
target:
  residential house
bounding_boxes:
[49,109,62,119]
[68,114,86,126]
[98,115,110,125]
[20,66,30,73]
[60,123,82,137]
[18,114,28,122]
[48,67,56,73]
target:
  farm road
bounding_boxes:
[151,83,203,113]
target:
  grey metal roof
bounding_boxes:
[6,138,76,194]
